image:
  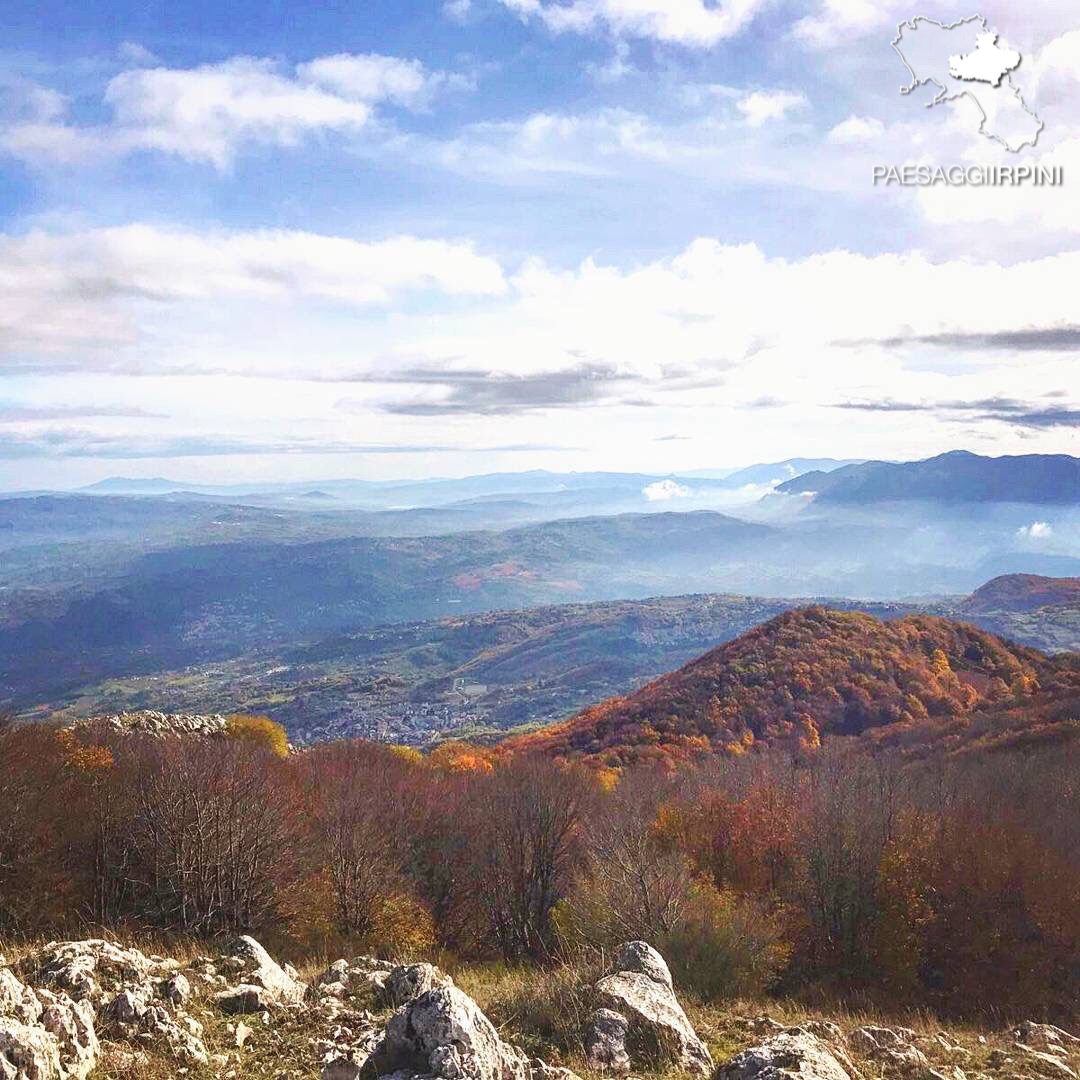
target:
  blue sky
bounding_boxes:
[1,0,1078,488]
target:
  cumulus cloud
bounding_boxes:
[736,90,808,127]
[4,231,1080,463]
[0,225,506,355]
[1,52,462,168]
[8,232,1080,379]
[828,115,884,143]
[643,478,693,501]
[496,0,770,46]
[1017,521,1054,540]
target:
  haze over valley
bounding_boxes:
[4,450,1079,747]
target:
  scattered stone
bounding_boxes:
[103,985,208,1065]
[718,1028,852,1080]
[591,941,711,1075]
[216,985,273,1015]
[925,1068,967,1080]
[382,964,453,1009]
[528,1059,581,1080]
[160,973,192,1005]
[849,1027,928,1075]
[319,1024,383,1080]
[1012,1026,1080,1055]
[736,1017,788,1037]
[585,1009,632,1073]
[1012,1046,1076,1079]
[216,937,305,1012]
[235,1022,254,1048]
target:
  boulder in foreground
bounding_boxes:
[586,941,711,1075]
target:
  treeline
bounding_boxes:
[1,718,1078,1022]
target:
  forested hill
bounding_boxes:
[962,573,1080,613]
[514,608,1080,768]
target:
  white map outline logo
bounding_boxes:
[892,14,1043,153]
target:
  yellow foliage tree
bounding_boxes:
[55,728,114,772]
[427,739,495,773]
[224,713,289,758]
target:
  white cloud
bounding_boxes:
[10,233,1080,377]
[795,0,1075,48]
[5,234,1079,471]
[1017,521,1054,539]
[828,115,884,143]
[736,90,808,127]
[497,0,770,46]
[643,478,693,500]
[1,53,461,168]
[0,225,506,355]
[442,0,473,21]
[117,41,160,65]
[296,53,467,108]
[4,231,1079,465]
[916,137,1080,235]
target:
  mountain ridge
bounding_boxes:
[777,451,1080,504]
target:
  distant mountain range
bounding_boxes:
[4,451,1079,719]
[777,451,1080,504]
[514,608,1080,768]
[684,458,863,485]
[76,460,855,506]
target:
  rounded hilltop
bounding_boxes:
[511,607,1078,768]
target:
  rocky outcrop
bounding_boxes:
[0,967,99,1080]
[382,964,454,1010]
[316,1011,383,1080]
[27,940,181,1007]
[1012,1025,1080,1054]
[373,983,577,1080]
[586,941,711,1075]
[718,1028,854,1080]
[215,935,305,1013]
[376,984,530,1080]
[16,940,210,1068]
[70,711,230,738]
[313,958,396,1004]
[1011,1024,1080,1075]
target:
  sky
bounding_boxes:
[0,0,1078,489]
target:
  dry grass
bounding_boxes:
[3,935,1077,1080]
[453,956,604,1065]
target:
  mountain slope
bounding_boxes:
[0,510,776,705]
[516,608,1079,767]
[777,451,1080,504]
[962,574,1080,614]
